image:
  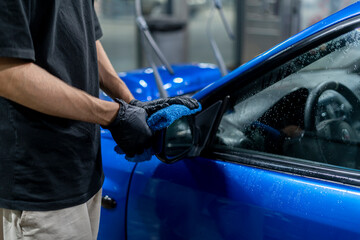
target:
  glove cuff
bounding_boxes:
[101,98,127,129]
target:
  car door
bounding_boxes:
[125,16,360,239]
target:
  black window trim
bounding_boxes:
[202,15,360,188]
[205,150,360,187]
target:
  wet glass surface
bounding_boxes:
[215,28,360,171]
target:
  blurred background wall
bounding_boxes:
[94,0,357,72]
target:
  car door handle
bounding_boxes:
[101,195,117,209]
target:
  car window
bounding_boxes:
[213,28,360,171]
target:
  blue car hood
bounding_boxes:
[100,63,221,102]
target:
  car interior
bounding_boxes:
[214,28,360,171]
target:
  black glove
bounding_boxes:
[102,99,153,157]
[130,96,199,116]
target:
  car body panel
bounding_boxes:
[126,157,360,239]
[100,63,221,102]
[99,136,136,240]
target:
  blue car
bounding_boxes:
[99,3,360,239]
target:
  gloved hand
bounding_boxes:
[102,98,153,157]
[130,96,199,116]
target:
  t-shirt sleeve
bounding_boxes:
[93,7,103,40]
[0,1,35,61]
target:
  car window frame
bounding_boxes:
[200,15,360,188]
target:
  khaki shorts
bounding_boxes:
[0,188,102,240]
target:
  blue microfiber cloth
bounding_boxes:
[147,104,202,131]
[115,104,202,162]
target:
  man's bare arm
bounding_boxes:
[0,57,119,126]
[96,40,134,103]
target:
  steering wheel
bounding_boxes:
[303,81,360,168]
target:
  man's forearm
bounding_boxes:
[96,41,134,103]
[0,58,119,126]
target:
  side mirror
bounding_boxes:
[156,100,223,164]
[156,117,194,164]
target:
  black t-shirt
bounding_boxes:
[0,1,104,210]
